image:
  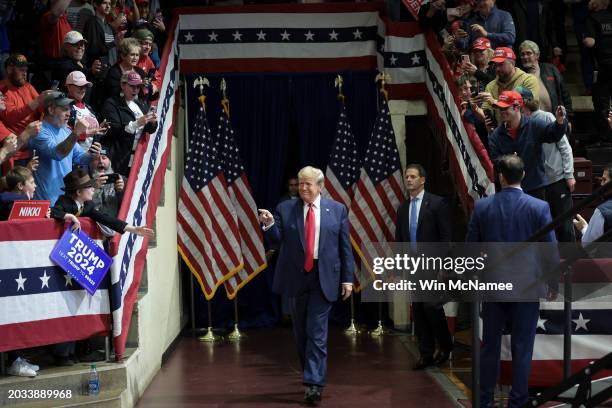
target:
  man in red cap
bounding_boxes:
[460,37,496,92]
[478,47,539,124]
[488,90,568,199]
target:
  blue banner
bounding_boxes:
[49,229,112,296]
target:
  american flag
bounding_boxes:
[0,219,111,352]
[177,102,244,300]
[324,103,362,287]
[324,103,361,207]
[349,93,406,272]
[214,104,267,299]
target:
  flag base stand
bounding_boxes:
[369,320,390,337]
[199,327,223,343]
[228,297,246,341]
[344,319,361,335]
[228,324,246,341]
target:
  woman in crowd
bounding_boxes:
[104,37,147,102]
[101,71,157,177]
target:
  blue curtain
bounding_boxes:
[184,71,381,329]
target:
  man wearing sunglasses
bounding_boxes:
[51,31,103,99]
[29,91,103,205]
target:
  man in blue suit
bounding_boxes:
[258,166,354,405]
[467,155,557,408]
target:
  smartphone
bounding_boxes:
[92,133,102,145]
[461,54,470,64]
[104,173,120,185]
[51,80,60,90]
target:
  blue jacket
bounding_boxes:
[489,116,567,192]
[266,197,354,302]
[466,187,558,299]
[467,188,555,243]
[458,6,516,50]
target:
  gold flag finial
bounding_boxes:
[334,74,345,103]
[193,76,210,110]
[375,72,391,100]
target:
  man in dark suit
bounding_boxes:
[258,166,353,405]
[467,155,557,408]
[395,164,453,370]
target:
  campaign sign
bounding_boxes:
[49,229,112,296]
[8,200,50,220]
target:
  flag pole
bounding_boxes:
[344,294,361,335]
[369,72,391,338]
[199,299,223,342]
[188,76,221,343]
[228,296,246,341]
[334,73,360,337]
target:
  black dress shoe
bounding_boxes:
[412,356,434,370]
[433,350,451,366]
[304,385,322,405]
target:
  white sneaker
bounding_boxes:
[22,358,40,372]
[8,357,37,377]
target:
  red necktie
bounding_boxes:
[304,203,315,272]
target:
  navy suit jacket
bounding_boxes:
[466,187,558,298]
[266,197,354,302]
[466,187,555,243]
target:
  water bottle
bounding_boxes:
[88,364,100,396]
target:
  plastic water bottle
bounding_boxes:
[88,364,100,396]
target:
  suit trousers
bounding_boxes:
[480,302,539,408]
[290,264,332,387]
[412,302,453,358]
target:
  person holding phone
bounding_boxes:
[101,71,157,177]
[89,145,125,217]
[65,71,104,151]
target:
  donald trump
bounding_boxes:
[258,166,354,405]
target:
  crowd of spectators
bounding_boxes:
[0,0,165,377]
[423,0,612,249]
[420,0,612,145]
[0,0,166,211]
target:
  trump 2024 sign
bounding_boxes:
[50,229,112,296]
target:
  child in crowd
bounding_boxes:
[51,167,152,238]
[0,166,47,221]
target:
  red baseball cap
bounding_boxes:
[472,37,492,51]
[450,20,462,33]
[491,47,516,63]
[494,91,523,108]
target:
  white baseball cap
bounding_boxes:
[63,31,88,45]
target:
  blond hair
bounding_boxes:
[298,166,324,187]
